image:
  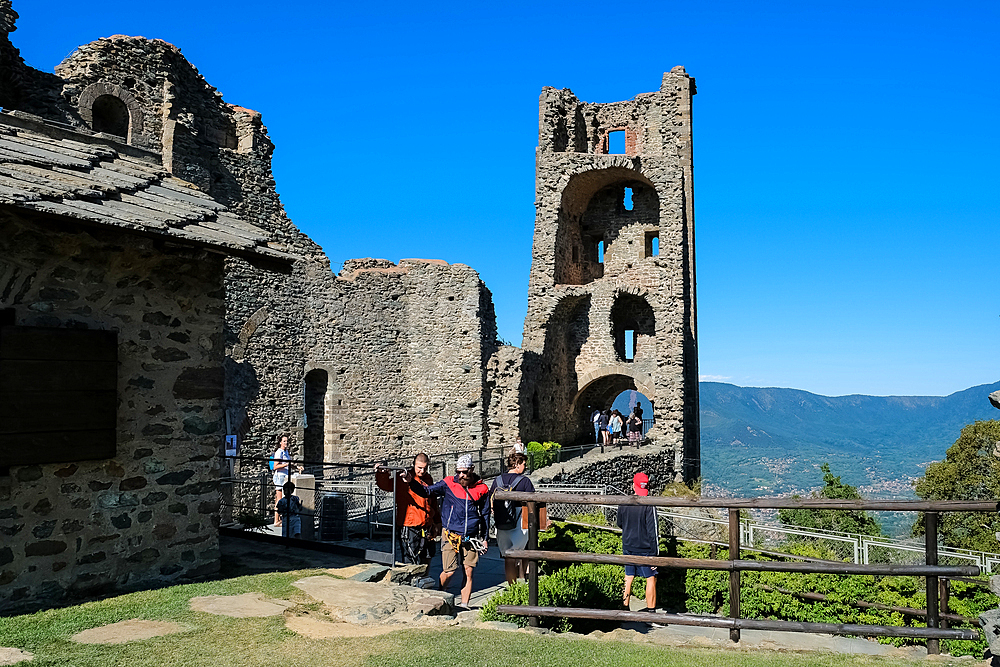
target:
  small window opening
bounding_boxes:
[624,329,635,361]
[623,187,634,211]
[91,94,130,138]
[572,246,579,263]
[607,130,626,154]
[532,390,540,421]
[597,240,604,264]
[645,232,660,258]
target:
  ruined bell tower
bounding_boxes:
[520,68,700,481]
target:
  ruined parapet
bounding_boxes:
[522,69,700,482]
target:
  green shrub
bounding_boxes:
[526,441,561,468]
[512,521,991,653]
[680,540,990,656]
[566,511,608,526]
[480,563,626,632]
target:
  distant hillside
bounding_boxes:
[699,381,1000,501]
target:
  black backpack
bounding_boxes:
[492,473,525,530]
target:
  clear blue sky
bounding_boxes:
[13,0,999,398]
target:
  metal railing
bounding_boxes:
[493,491,999,654]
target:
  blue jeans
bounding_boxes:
[594,424,601,442]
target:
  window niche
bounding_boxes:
[91,94,130,138]
[645,231,660,258]
[610,294,655,364]
[607,130,626,154]
[0,325,118,465]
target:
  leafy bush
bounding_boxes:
[565,511,608,526]
[680,541,991,656]
[504,521,992,653]
[480,563,626,632]
[526,441,561,468]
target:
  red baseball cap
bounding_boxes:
[633,472,649,496]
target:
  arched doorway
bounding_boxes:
[571,370,654,445]
[303,369,327,465]
[611,389,653,440]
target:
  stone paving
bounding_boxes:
[189,593,293,618]
[220,534,955,657]
[69,620,186,645]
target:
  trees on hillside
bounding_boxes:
[778,463,882,536]
[912,420,1000,552]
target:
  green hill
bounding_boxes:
[699,380,1000,501]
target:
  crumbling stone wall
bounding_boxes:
[0,212,225,613]
[302,258,500,462]
[519,70,701,481]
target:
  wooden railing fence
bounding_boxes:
[494,491,1000,654]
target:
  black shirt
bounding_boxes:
[616,503,658,554]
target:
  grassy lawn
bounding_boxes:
[0,569,947,667]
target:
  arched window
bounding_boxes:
[91,95,130,137]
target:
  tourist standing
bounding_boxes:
[375,453,441,564]
[276,480,303,538]
[409,454,490,608]
[591,409,602,443]
[609,410,624,445]
[617,472,659,613]
[627,412,643,446]
[599,410,611,446]
[490,451,546,584]
[271,433,292,526]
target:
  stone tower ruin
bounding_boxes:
[519,68,700,481]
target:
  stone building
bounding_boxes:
[0,2,300,612]
[491,71,701,481]
[0,0,700,609]
[0,111,295,612]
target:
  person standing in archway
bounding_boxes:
[599,410,611,446]
[627,411,643,446]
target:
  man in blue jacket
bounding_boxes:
[617,471,659,614]
[409,454,490,607]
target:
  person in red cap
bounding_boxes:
[616,471,660,615]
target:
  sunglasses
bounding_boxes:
[457,469,471,475]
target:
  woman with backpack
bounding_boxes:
[490,450,546,584]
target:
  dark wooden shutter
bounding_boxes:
[0,326,117,465]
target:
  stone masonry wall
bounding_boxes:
[521,70,700,481]
[0,211,225,613]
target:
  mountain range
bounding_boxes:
[699,380,1000,501]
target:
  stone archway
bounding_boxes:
[568,367,656,444]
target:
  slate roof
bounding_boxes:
[0,113,296,264]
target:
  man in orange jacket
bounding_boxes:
[375,453,441,565]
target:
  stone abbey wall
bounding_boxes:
[0,213,225,612]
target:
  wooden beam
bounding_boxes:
[494,490,1000,512]
[494,605,980,641]
[501,549,981,577]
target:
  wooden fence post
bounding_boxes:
[729,507,741,643]
[528,501,539,628]
[925,512,940,655]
